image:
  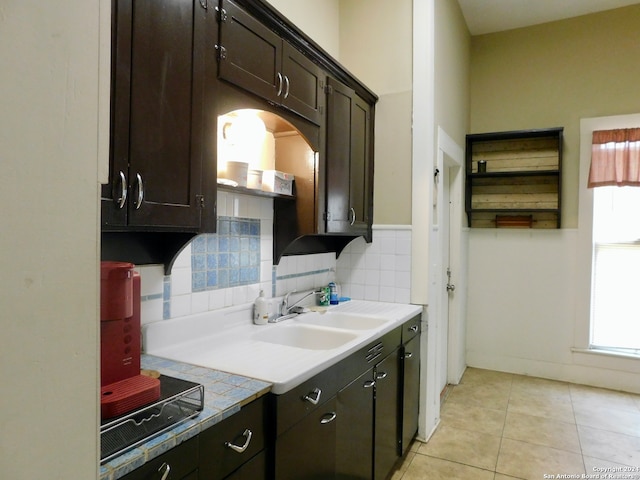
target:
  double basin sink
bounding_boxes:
[144,299,423,394]
[253,311,390,350]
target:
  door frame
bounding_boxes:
[438,129,466,385]
[431,128,465,392]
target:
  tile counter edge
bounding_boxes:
[99,354,272,480]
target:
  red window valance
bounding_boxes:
[588,128,640,188]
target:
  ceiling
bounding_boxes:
[458,0,640,35]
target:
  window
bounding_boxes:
[591,186,640,353]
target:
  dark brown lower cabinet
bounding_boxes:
[373,352,400,480]
[224,451,267,479]
[336,369,374,480]
[274,396,338,480]
[199,396,267,480]
[120,436,198,480]
[401,335,421,455]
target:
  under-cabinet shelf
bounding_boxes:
[465,127,563,229]
[217,183,296,200]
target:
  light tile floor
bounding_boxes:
[390,367,640,480]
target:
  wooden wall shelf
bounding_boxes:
[465,127,563,229]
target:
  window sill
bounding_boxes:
[571,347,640,361]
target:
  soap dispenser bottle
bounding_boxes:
[254,290,269,325]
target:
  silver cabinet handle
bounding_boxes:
[350,207,356,226]
[158,462,171,480]
[375,371,387,380]
[134,173,144,209]
[115,170,127,209]
[276,72,283,97]
[283,75,290,99]
[225,429,252,453]
[409,325,419,333]
[363,380,376,388]
[404,352,413,359]
[320,412,337,424]
[303,387,322,405]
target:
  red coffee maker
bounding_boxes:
[100,261,160,419]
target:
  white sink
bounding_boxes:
[253,324,358,350]
[295,311,390,331]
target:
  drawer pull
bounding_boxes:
[375,371,388,380]
[363,380,376,389]
[158,462,171,480]
[404,352,413,359]
[320,412,337,424]
[303,387,322,405]
[409,325,419,333]
[225,429,253,453]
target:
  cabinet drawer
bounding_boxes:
[199,396,267,480]
[120,436,198,480]
[401,314,422,344]
[273,363,341,436]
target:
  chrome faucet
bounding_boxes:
[281,289,317,316]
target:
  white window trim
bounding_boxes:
[576,113,640,355]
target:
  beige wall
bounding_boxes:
[470,4,640,227]
[341,0,414,225]
[268,0,340,59]
[0,1,102,478]
[434,0,470,147]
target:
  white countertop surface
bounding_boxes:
[144,300,423,394]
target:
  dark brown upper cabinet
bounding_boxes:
[216,0,325,126]
[102,0,211,232]
[325,77,374,240]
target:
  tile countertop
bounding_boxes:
[99,355,271,480]
[145,300,424,395]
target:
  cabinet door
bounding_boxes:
[349,93,373,236]
[374,351,400,480]
[105,0,205,230]
[325,76,373,238]
[120,436,198,480]
[127,0,203,228]
[281,42,324,126]
[335,368,374,480]
[401,335,421,455]
[218,0,281,104]
[102,0,132,227]
[275,396,337,480]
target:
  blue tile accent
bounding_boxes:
[191,217,261,293]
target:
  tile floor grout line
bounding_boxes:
[492,372,514,477]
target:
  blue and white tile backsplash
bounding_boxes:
[191,217,261,292]
[136,191,412,326]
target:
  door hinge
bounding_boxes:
[323,211,331,221]
[196,195,205,208]
[215,6,228,22]
[215,44,227,61]
[319,105,324,115]
[324,84,333,95]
